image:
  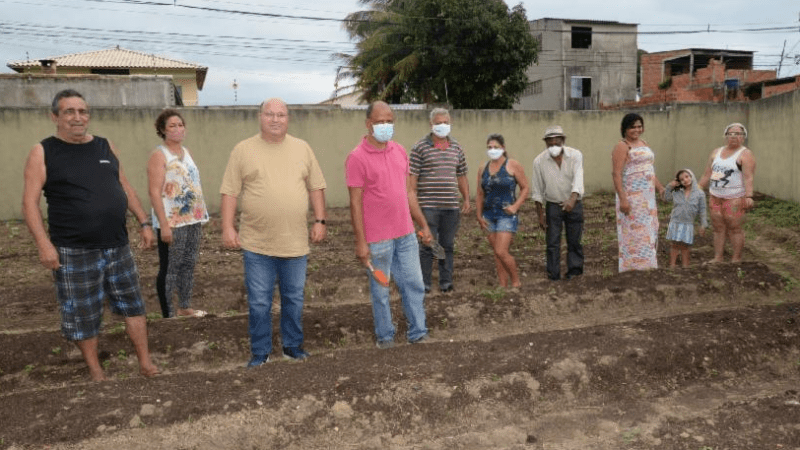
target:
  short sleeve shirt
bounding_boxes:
[345,137,414,243]
[220,133,326,257]
[409,135,468,209]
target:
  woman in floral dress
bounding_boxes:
[612,113,665,272]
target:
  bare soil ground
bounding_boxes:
[1,191,799,450]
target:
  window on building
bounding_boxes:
[570,77,591,98]
[523,80,543,96]
[173,85,184,106]
[571,27,592,49]
[725,78,740,100]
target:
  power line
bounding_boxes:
[6,0,800,33]
[2,1,799,80]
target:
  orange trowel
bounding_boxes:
[366,262,390,287]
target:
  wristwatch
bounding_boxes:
[140,220,152,228]
[314,219,326,225]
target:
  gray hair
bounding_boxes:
[259,98,287,113]
[51,89,85,115]
[724,122,747,139]
[429,107,450,122]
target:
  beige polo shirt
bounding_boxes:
[220,133,326,257]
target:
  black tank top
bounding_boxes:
[42,136,129,248]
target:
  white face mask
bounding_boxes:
[487,148,504,160]
[547,146,563,158]
[432,123,451,138]
[372,123,394,143]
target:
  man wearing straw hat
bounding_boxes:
[531,125,585,281]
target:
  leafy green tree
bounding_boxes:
[337,0,538,109]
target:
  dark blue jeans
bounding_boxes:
[420,208,460,291]
[546,201,584,280]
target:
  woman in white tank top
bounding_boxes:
[698,123,756,263]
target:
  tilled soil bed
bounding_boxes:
[1,192,799,450]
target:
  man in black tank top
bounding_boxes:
[21,89,159,381]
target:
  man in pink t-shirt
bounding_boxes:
[345,101,432,349]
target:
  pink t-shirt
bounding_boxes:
[345,137,414,243]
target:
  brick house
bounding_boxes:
[608,48,798,109]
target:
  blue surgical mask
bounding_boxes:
[432,123,451,138]
[372,123,394,143]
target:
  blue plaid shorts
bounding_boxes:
[53,245,146,341]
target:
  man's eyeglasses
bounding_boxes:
[262,112,288,120]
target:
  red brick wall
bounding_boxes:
[636,55,779,107]
[764,77,800,98]
[641,51,688,96]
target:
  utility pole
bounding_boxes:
[777,40,786,77]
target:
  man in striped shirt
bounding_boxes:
[409,108,471,294]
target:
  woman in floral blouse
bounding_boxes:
[147,109,209,318]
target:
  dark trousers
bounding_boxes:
[546,201,584,280]
[420,208,460,290]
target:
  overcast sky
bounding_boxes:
[1,0,798,106]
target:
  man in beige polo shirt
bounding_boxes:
[220,98,327,367]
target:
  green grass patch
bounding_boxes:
[748,196,800,228]
[106,322,126,334]
[480,286,506,303]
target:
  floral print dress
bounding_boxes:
[616,144,658,272]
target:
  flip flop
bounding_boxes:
[192,310,208,318]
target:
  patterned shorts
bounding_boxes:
[53,245,146,341]
[709,195,745,220]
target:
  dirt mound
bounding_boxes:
[1,192,799,450]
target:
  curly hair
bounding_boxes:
[154,109,185,140]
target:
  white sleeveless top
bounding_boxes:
[151,145,209,229]
[709,147,746,199]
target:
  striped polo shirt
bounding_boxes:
[409,134,468,209]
